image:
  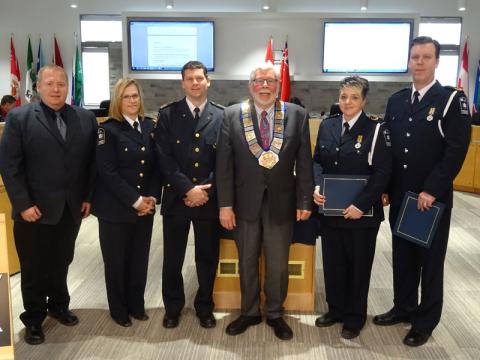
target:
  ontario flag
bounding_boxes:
[280,41,290,102]
[53,36,64,68]
[10,36,21,107]
[457,37,469,97]
[265,36,274,64]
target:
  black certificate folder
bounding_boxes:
[393,191,445,248]
[319,175,372,216]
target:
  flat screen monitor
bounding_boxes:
[128,19,214,71]
[323,19,413,73]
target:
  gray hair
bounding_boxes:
[339,76,369,98]
[248,62,280,83]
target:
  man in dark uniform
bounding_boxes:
[0,65,97,345]
[373,36,471,347]
[155,61,224,329]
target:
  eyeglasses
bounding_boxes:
[252,78,277,86]
[122,94,140,101]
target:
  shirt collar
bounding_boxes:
[40,101,67,118]
[254,103,274,120]
[342,111,362,129]
[186,97,207,117]
[412,78,436,102]
[123,114,139,129]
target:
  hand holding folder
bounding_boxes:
[393,191,445,248]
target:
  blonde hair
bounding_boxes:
[37,64,68,84]
[109,78,145,121]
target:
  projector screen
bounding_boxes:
[323,20,413,73]
[128,19,214,72]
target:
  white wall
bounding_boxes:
[1,0,479,104]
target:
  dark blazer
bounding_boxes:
[92,117,162,224]
[313,112,392,228]
[0,102,97,224]
[155,98,223,220]
[384,81,471,208]
[216,100,313,224]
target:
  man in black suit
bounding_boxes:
[373,37,471,346]
[216,62,313,340]
[0,65,97,345]
[155,61,224,329]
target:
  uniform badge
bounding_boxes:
[383,129,392,147]
[459,96,469,115]
[355,135,363,149]
[97,128,105,145]
[427,107,435,121]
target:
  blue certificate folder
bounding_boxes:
[393,191,445,248]
[319,175,372,216]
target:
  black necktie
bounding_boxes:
[133,120,140,133]
[341,122,350,142]
[412,91,420,106]
[194,107,200,121]
[55,111,67,140]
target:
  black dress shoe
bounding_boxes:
[197,313,216,328]
[226,316,262,336]
[403,329,430,347]
[130,313,149,321]
[24,325,45,345]
[315,313,342,328]
[266,317,293,340]
[112,316,132,327]
[341,326,360,340]
[48,309,79,326]
[373,309,410,326]
[163,314,179,329]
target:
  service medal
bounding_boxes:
[355,135,363,149]
[258,150,279,169]
[355,142,361,149]
[426,115,434,121]
[427,107,435,121]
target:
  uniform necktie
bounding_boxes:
[412,91,420,106]
[194,107,200,121]
[260,110,270,150]
[133,120,141,133]
[341,122,350,142]
[55,111,67,140]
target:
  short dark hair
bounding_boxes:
[181,61,208,80]
[339,76,370,98]
[410,36,440,59]
[1,95,16,106]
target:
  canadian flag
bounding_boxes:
[265,36,274,64]
[457,38,469,97]
[10,36,21,107]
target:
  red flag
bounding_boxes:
[53,36,64,68]
[265,37,274,64]
[280,42,290,102]
[457,38,469,97]
[10,36,21,107]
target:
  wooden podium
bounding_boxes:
[0,182,20,275]
[213,239,315,311]
[0,214,15,360]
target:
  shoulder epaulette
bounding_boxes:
[391,87,411,96]
[368,114,382,121]
[210,101,225,110]
[159,101,176,111]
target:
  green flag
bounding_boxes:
[72,44,83,106]
[25,38,37,103]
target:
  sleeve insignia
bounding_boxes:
[97,128,106,145]
[459,96,470,115]
[383,128,391,147]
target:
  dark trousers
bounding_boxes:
[162,215,220,316]
[235,195,294,319]
[321,224,378,330]
[98,216,153,320]
[390,206,451,334]
[14,206,80,327]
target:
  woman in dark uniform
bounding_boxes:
[92,78,161,327]
[313,76,391,339]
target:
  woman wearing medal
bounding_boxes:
[312,76,392,339]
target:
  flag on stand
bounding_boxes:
[71,38,83,106]
[457,37,469,97]
[473,61,480,113]
[25,37,37,103]
[265,36,274,64]
[53,36,64,68]
[10,36,21,107]
[36,38,45,74]
[280,41,290,102]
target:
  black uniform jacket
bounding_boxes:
[216,100,313,224]
[384,82,471,208]
[0,102,97,224]
[92,117,162,224]
[313,112,392,228]
[155,98,224,220]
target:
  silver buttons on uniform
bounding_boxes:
[403,164,408,169]
[335,147,339,152]
[408,117,413,122]
[195,147,200,153]
[406,132,410,137]
[404,148,408,153]
[334,161,338,165]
